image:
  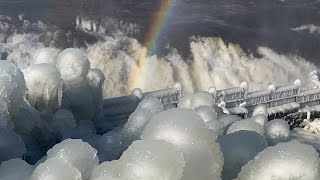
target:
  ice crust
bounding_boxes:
[236,141,320,180]
[264,119,290,145]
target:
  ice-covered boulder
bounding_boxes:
[252,104,268,117]
[264,119,290,145]
[218,114,242,133]
[49,109,77,139]
[177,95,191,109]
[227,119,264,136]
[32,48,61,65]
[236,141,320,180]
[136,97,164,114]
[87,69,105,110]
[141,108,223,180]
[0,128,26,162]
[195,106,223,135]
[217,131,268,180]
[190,91,214,109]
[23,64,63,114]
[46,139,99,179]
[251,114,268,126]
[90,161,123,180]
[119,140,185,180]
[30,158,81,180]
[97,131,123,162]
[0,158,34,180]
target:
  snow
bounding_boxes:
[236,141,320,180]
[264,119,290,145]
[46,139,99,179]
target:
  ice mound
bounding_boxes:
[30,158,81,180]
[251,114,268,126]
[56,48,96,120]
[46,139,99,179]
[302,118,320,133]
[87,69,105,109]
[252,104,268,117]
[218,114,242,133]
[122,108,154,142]
[177,95,191,109]
[217,131,268,180]
[136,97,164,114]
[90,161,123,180]
[0,158,34,180]
[56,48,90,82]
[227,119,264,136]
[23,64,63,115]
[0,128,26,162]
[121,140,185,180]
[32,48,61,65]
[265,119,290,145]
[195,106,223,135]
[141,108,223,180]
[236,141,320,180]
[50,109,77,139]
[190,91,214,109]
[97,131,123,162]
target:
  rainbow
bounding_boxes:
[130,0,178,91]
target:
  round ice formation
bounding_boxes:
[56,48,90,82]
[90,161,123,180]
[219,114,242,133]
[0,128,26,162]
[0,158,34,180]
[30,158,81,180]
[141,108,223,180]
[32,48,61,65]
[50,109,77,137]
[217,131,268,180]
[264,119,290,145]
[46,139,99,179]
[195,106,223,135]
[195,106,218,122]
[252,104,268,117]
[190,91,214,109]
[227,119,264,136]
[236,141,320,180]
[177,95,191,109]
[136,97,164,114]
[97,131,123,162]
[119,140,185,180]
[87,69,105,109]
[131,88,143,99]
[251,114,268,126]
[122,108,154,141]
[23,64,63,114]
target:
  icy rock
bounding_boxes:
[50,109,77,139]
[236,141,320,180]
[122,108,154,141]
[23,64,63,114]
[56,48,90,82]
[13,100,41,133]
[97,131,123,162]
[87,69,105,109]
[136,97,164,114]
[32,48,61,65]
[190,91,214,109]
[141,108,223,180]
[217,131,268,180]
[251,114,268,126]
[252,104,268,117]
[0,61,26,117]
[119,140,185,180]
[0,128,26,162]
[264,119,290,145]
[227,119,264,136]
[30,158,81,180]
[195,106,218,122]
[0,158,33,180]
[90,161,123,180]
[47,139,99,179]
[177,95,191,109]
[218,114,242,134]
[195,106,223,135]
